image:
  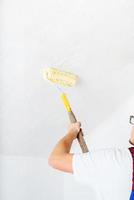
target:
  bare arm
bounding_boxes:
[48,122,81,173]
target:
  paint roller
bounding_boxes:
[42,67,89,153]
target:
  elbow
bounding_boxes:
[48,155,64,171]
[48,156,57,169]
[48,154,73,173]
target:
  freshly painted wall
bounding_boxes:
[1,0,134,199]
[0,156,63,200]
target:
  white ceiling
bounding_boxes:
[1,0,134,157]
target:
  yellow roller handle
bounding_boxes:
[60,93,89,153]
[60,93,71,112]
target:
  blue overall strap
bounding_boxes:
[129,147,134,200]
[130,191,134,200]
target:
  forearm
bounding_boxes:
[48,122,80,172]
[49,132,75,159]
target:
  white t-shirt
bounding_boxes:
[72,148,133,200]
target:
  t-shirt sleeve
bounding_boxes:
[72,150,100,187]
[72,148,130,187]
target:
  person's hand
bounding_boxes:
[67,122,81,139]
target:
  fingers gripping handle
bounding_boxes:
[60,93,89,153]
[68,111,89,153]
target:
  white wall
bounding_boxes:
[0,156,63,200]
[1,0,134,199]
[1,0,134,157]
